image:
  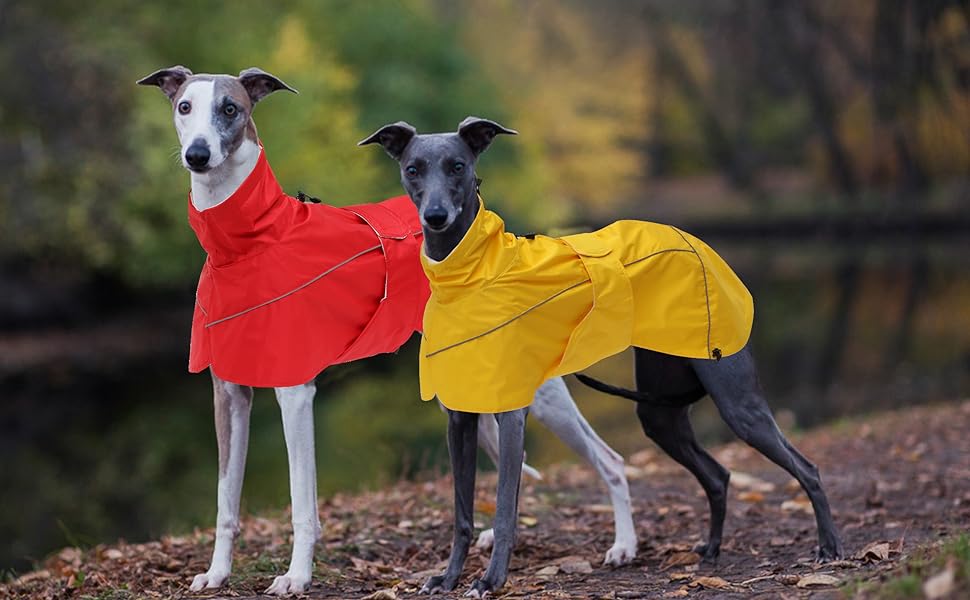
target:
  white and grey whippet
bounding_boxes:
[137,66,636,595]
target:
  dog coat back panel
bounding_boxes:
[419,203,753,413]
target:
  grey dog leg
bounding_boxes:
[421,409,479,594]
[691,347,844,560]
[634,401,730,561]
[469,407,528,597]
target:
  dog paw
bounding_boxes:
[189,569,229,591]
[815,542,845,563]
[475,528,495,550]
[265,573,310,596]
[420,574,457,595]
[603,540,637,566]
[692,541,720,565]
[465,578,495,598]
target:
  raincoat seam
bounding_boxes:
[204,244,382,328]
[670,227,713,357]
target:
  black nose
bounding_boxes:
[423,206,449,229]
[185,143,210,170]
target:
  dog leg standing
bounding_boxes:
[190,372,253,591]
[529,378,637,566]
[690,348,844,560]
[265,382,321,595]
[422,410,479,594]
[468,408,528,598]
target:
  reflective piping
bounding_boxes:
[670,227,713,358]
[204,244,383,328]
[423,246,697,358]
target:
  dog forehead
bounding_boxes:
[404,134,473,163]
[173,75,250,110]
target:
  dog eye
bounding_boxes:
[224,104,236,117]
[177,101,191,115]
[452,162,464,174]
[405,165,418,177]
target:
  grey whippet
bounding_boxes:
[138,66,636,595]
[361,117,844,596]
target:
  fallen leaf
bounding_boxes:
[362,590,398,600]
[397,520,413,530]
[519,516,538,527]
[738,491,765,503]
[535,565,559,576]
[796,573,840,588]
[662,589,689,598]
[923,564,956,599]
[661,552,699,569]
[559,558,593,574]
[691,576,731,589]
[731,472,776,492]
[769,537,789,547]
[781,498,813,514]
[102,549,124,560]
[669,572,693,582]
[477,500,496,516]
[775,574,800,586]
[855,541,892,562]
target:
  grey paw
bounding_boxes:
[420,574,457,595]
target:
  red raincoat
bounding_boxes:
[187,149,428,387]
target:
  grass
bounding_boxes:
[847,534,970,598]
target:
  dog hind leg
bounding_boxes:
[691,348,844,560]
[530,377,637,566]
[265,382,321,596]
[635,401,730,563]
[190,372,253,592]
[421,409,479,594]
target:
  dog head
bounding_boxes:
[359,117,516,233]
[137,66,296,173]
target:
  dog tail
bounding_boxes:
[574,373,650,402]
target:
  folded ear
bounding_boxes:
[136,65,193,100]
[238,67,298,104]
[358,121,418,161]
[457,117,517,156]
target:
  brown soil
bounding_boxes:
[4,401,969,600]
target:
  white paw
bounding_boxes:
[189,569,229,591]
[603,540,637,566]
[265,573,311,596]
[464,588,488,598]
[475,528,495,550]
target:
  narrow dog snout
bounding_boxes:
[423,206,449,230]
[185,141,211,171]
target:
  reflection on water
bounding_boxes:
[3,240,968,572]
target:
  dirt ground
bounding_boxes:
[4,400,969,600]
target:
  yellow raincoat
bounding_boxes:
[420,200,754,413]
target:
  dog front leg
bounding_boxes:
[266,382,321,596]
[421,409,478,594]
[190,372,253,592]
[468,407,527,598]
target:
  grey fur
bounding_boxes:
[364,117,843,595]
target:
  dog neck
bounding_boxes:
[190,138,261,211]
[422,186,481,262]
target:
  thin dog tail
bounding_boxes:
[574,373,650,402]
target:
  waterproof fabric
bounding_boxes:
[188,149,428,387]
[419,201,754,413]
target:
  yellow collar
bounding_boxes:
[420,198,519,302]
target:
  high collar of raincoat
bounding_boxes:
[420,199,518,301]
[188,147,286,266]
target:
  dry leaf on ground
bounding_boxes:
[923,563,956,599]
[796,573,840,588]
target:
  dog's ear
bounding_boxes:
[137,65,193,100]
[358,122,418,161]
[238,67,298,104]
[457,117,517,156]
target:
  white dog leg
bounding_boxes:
[531,377,638,566]
[265,382,321,596]
[190,372,253,591]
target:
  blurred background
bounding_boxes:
[1,0,968,575]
